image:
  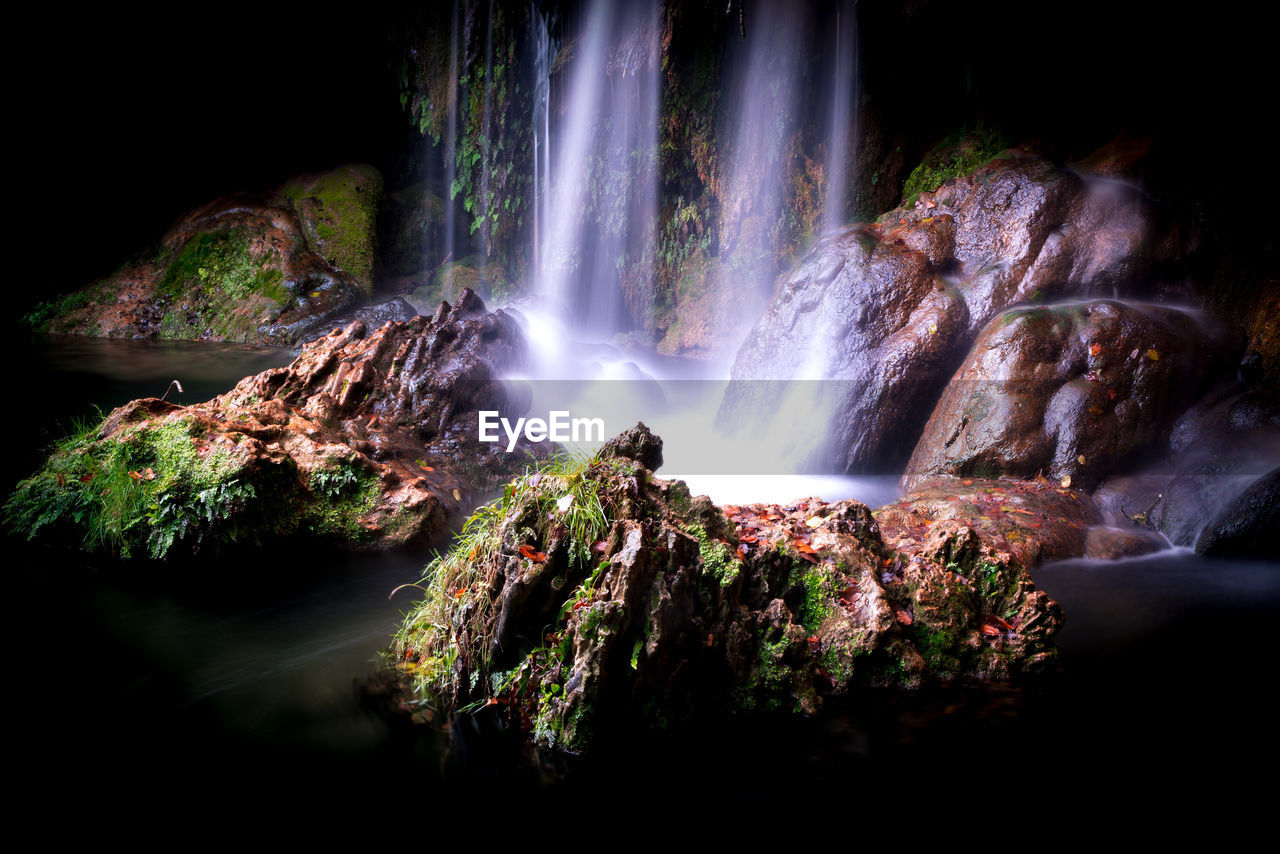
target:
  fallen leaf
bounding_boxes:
[982,624,1001,636]
[518,544,548,563]
[80,473,95,483]
[452,488,462,501]
[1060,475,1072,488]
[1077,455,1086,465]
[1089,343,1102,357]
[1146,348,1160,361]
[806,516,824,528]
[895,609,913,626]
[453,588,467,599]
[556,493,574,513]
[927,321,938,336]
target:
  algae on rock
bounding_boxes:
[389,424,1062,754]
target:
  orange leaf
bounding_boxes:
[895,609,913,626]
[128,470,142,480]
[1089,343,1102,357]
[518,544,547,562]
[982,624,1000,636]
[453,588,467,599]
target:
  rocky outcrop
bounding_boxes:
[1094,384,1280,548]
[279,164,383,296]
[391,426,1062,753]
[31,165,383,346]
[6,291,539,558]
[902,300,1234,493]
[1196,466,1280,559]
[875,477,1104,569]
[721,150,1198,472]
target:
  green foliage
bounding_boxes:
[688,522,739,587]
[901,123,1009,207]
[148,479,256,559]
[153,228,291,342]
[301,459,381,541]
[397,3,533,276]
[4,415,257,559]
[393,451,610,702]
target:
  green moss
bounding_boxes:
[688,522,738,587]
[3,414,276,559]
[794,562,838,633]
[152,228,292,342]
[281,165,383,294]
[302,459,380,541]
[901,122,1009,207]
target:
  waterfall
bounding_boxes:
[443,0,460,295]
[535,0,660,335]
[530,5,556,276]
[823,0,858,235]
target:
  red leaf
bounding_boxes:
[982,624,1001,636]
[518,544,547,563]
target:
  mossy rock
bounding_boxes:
[280,164,384,295]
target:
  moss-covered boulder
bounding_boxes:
[280,164,383,296]
[29,165,384,346]
[6,291,538,558]
[390,425,1062,753]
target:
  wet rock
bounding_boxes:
[1094,384,1280,547]
[311,298,420,342]
[597,422,663,470]
[7,292,540,557]
[379,181,445,283]
[1196,466,1280,559]
[392,438,1063,753]
[903,300,1234,493]
[279,164,383,295]
[32,165,382,346]
[1241,279,1280,390]
[720,227,968,470]
[875,476,1103,568]
[723,151,1198,471]
[1084,525,1168,560]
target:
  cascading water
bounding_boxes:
[822,0,858,236]
[424,0,883,504]
[443,0,461,296]
[477,0,495,288]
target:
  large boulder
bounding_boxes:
[1196,466,1280,559]
[6,291,539,558]
[721,150,1197,472]
[279,163,383,296]
[30,165,383,346]
[902,300,1234,493]
[391,426,1063,753]
[1094,384,1280,548]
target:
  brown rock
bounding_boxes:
[902,300,1234,493]
[875,476,1103,568]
